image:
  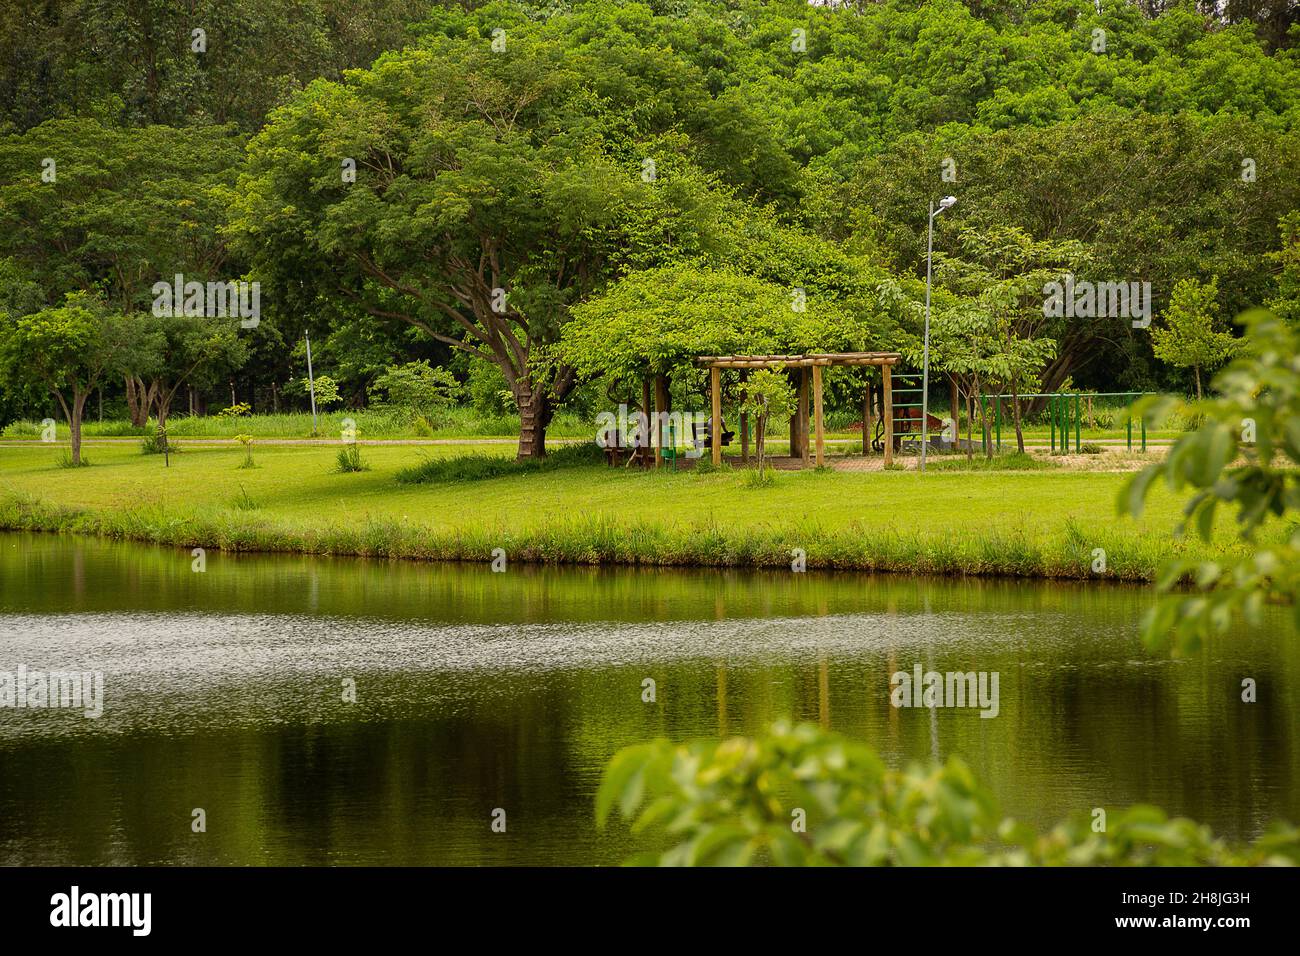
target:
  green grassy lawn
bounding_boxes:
[0,439,1248,580]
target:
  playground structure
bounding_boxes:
[604,361,1157,467]
[599,353,900,468]
[603,351,990,469]
[622,352,966,469]
[977,391,1156,454]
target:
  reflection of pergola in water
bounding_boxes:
[693,352,904,468]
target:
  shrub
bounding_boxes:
[369,361,461,422]
[467,358,513,417]
[336,443,368,473]
[140,429,180,455]
[395,441,602,484]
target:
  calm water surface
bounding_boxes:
[0,531,1296,864]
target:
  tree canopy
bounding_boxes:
[561,264,891,387]
[2,0,1299,444]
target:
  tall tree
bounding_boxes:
[933,226,1085,452]
[229,26,796,456]
[1151,277,1238,399]
[0,294,133,464]
[133,311,249,450]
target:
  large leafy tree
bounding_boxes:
[229,23,794,456]
[560,264,889,390]
[932,225,1086,451]
[0,118,246,423]
[0,119,241,309]
[132,312,249,447]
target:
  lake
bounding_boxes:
[0,531,1295,865]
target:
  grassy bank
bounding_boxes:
[0,441,1242,579]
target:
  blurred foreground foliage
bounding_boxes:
[598,722,1300,866]
[1123,310,1300,653]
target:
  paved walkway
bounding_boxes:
[0,437,543,447]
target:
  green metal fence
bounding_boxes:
[977,391,1156,454]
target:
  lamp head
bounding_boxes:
[938,195,957,212]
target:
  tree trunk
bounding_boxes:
[965,391,974,462]
[515,382,552,459]
[125,376,152,427]
[974,376,992,459]
[155,388,173,456]
[1194,366,1202,400]
[70,389,88,465]
[1011,380,1025,454]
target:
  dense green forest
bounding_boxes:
[2,0,1298,453]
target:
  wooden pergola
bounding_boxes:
[694,352,903,468]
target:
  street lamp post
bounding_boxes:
[305,330,319,437]
[920,195,956,472]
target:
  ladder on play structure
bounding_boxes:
[873,371,925,452]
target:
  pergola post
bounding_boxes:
[812,363,825,467]
[882,363,894,467]
[788,368,802,459]
[654,373,669,468]
[739,369,750,464]
[798,367,810,467]
[863,376,873,456]
[710,365,722,466]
